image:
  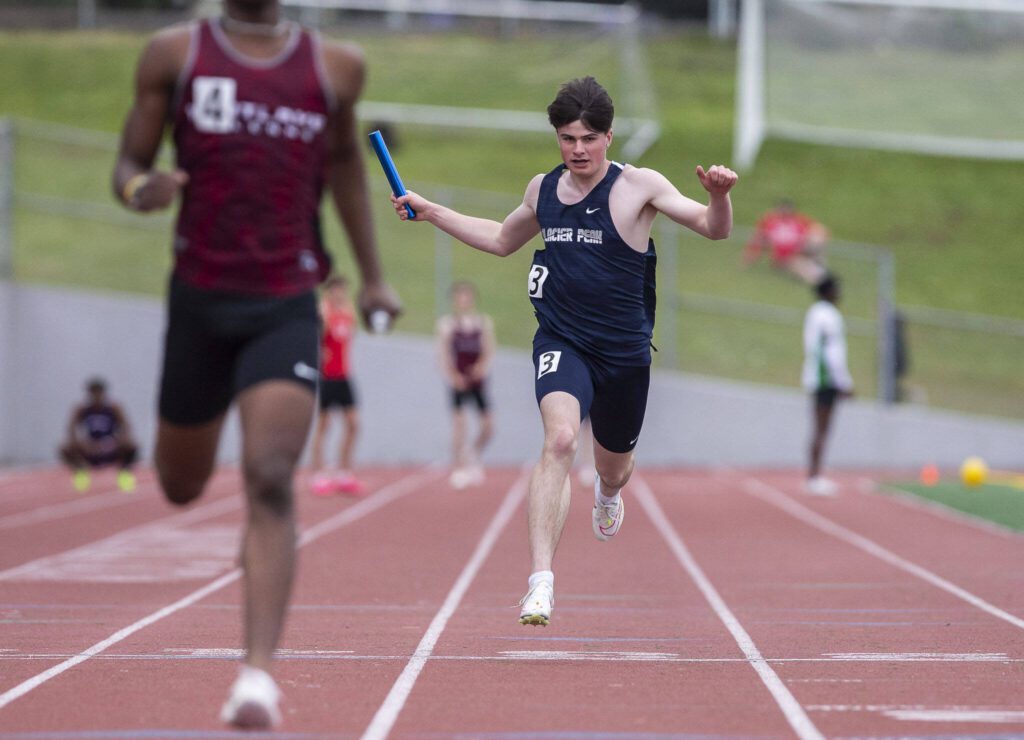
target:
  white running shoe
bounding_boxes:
[466,464,485,486]
[592,479,625,541]
[220,665,282,730]
[449,467,472,489]
[805,476,839,497]
[518,581,554,626]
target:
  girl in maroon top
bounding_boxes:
[436,281,496,489]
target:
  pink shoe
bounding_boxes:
[311,474,335,497]
[335,473,366,496]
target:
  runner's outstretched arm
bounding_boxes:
[391,175,543,257]
[645,164,738,240]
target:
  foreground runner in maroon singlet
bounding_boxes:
[112,0,401,728]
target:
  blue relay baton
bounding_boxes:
[368,129,415,219]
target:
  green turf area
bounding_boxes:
[1,28,1022,417]
[881,480,1024,532]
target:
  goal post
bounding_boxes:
[734,0,1024,169]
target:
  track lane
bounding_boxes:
[0,467,115,513]
[0,468,530,736]
[5,465,1023,737]
[386,471,806,738]
[640,469,1024,739]
[750,470,1024,617]
[0,466,241,571]
[0,468,434,723]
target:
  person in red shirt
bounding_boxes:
[111,0,401,728]
[743,199,828,284]
[309,274,363,495]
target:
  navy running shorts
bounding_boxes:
[320,377,356,410]
[532,329,650,454]
[159,277,320,426]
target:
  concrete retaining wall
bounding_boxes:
[1,281,1022,471]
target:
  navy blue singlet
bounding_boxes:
[529,162,656,366]
[77,404,118,440]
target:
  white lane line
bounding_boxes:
[822,652,1010,662]
[2,651,1020,664]
[0,467,440,712]
[162,648,355,658]
[3,525,240,584]
[884,709,1024,723]
[744,478,1024,631]
[0,491,243,581]
[808,704,1024,724]
[0,487,149,531]
[633,476,825,740]
[497,650,681,661]
[360,471,529,740]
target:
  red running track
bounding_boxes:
[0,464,1022,738]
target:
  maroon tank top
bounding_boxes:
[452,323,483,379]
[171,19,333,296]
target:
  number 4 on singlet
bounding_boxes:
[528,264,549,298]
[192,76,238,134]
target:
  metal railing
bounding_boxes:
[4,116,1023,418]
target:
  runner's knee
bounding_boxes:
[157,465,207,506]
[596,455,634,490]
[243,454,295,518]
[543,423,577,462]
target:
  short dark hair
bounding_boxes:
[86,377,107,393]
[815,273,839,299]
[547,76,615,133]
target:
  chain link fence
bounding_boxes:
[3,116,1022,419]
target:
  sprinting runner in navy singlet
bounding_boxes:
[385,75,737,630]
[530,161,656,366]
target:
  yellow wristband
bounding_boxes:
[122,173,150,205]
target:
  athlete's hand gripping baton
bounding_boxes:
[368,130,415,219]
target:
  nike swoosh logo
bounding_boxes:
[586,207,600,214]
[293,362,319,381]
[629,435,640,445]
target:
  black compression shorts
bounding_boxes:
[319,377,356,410]
[159,277,319,426]
[814,387,840,409]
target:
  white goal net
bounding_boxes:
[735,0,1024,168]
